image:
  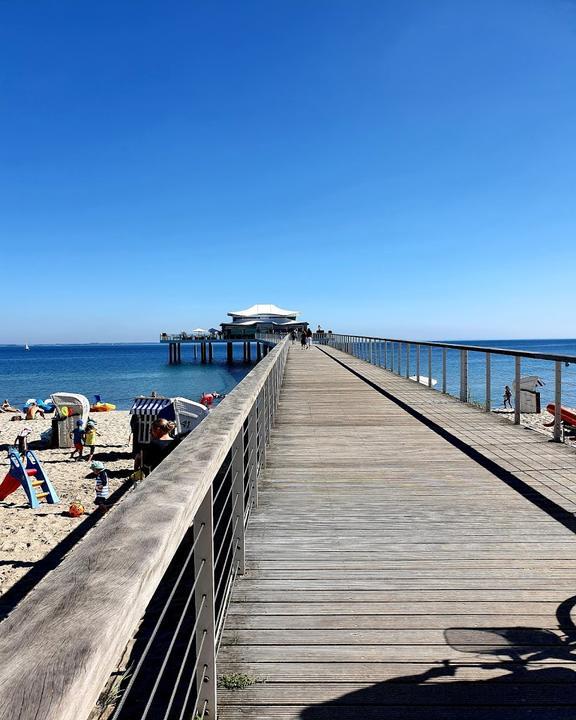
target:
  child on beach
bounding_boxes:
[14,426,32,460]
[84,419,101,462]
[70,420,85,460]
[91,460,109,511]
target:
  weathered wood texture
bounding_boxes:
[217,345,576,720]
[0,337,289,720]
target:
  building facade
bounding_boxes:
[220,304,308,339]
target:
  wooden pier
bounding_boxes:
[217,343,576,719]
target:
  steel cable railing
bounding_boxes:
[316,333,576,443]
[105,335,288,720]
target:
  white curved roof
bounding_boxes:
[228,304,299,318]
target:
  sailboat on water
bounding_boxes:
[25,344,30,351]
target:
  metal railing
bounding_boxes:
[0,335,290,720]
[315,333,576,443]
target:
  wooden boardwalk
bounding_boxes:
[217,344,576,719]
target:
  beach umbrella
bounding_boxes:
[193,328,208,335]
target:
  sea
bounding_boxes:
[1,339,575,412]
[0,343,258,410]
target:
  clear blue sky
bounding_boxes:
[2,0,575,343]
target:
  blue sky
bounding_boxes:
[1,0,575,343]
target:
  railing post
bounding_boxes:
[428,347,432,387]
[257,390,267,480]
[485,352,491,412]
[231,431,246,576]
[460,349,468,402]
[247,405,258,511]
[416,345,420,383]
[554,361,562,442]
[514,356,521,425]
[384,340,388,369]
[442,348,447,393]
[406,343,410,378]
[194,487,217,717]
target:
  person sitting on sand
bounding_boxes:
[25,402,45,420]
[1,400,19,413]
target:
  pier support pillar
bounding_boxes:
[247,341,252,363]
[208,341,213,363]
[227,341,233,363]
[256,342,262,361]
[201,342,207,364]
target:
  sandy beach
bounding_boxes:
[492,405,576,442]
[0,411,134,598]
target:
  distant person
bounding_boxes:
[200,392,214,407]
[306,327,313,349]
[290,330,296,344]
[84,419,101,462]
[14,426,32,460]
[1,399,19,413]
[503,385,513,409]
[91,460,110,512]
[70,420,85,460]
[25,402,44,420]
[300,330,307,349]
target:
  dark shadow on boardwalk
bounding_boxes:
[300,596,576,720]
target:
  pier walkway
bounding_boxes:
[217,344,576,719]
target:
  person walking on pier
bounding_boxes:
[300,330,307,349]
[306,327,313,349]
[503,385,513,409]
[290,330,296,344]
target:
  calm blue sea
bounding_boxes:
[0,343,258,410]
